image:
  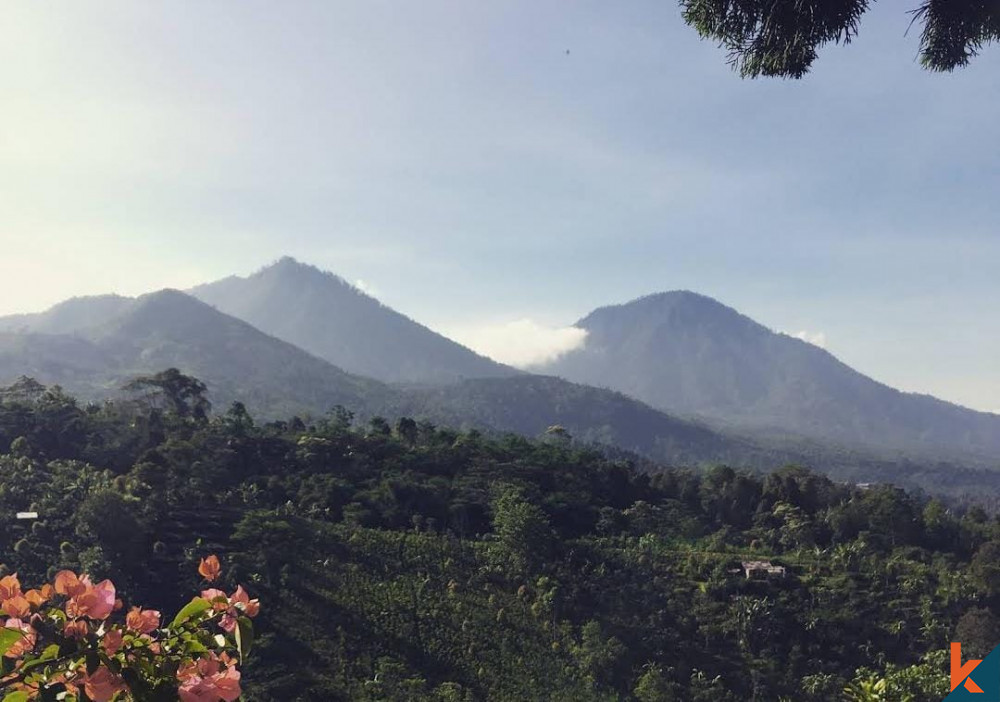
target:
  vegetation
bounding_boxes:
[0,373,996,699]
[0,557,258,701]
[680,0,1000,78]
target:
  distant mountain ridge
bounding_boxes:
[0,289,387,416]
[1,262,998,497]
[189,257,518,384]
[0,287,766,470]
[538,291,1000,462]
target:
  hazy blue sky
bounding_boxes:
[2,2,998,412]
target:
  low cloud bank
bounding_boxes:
[788,330,828,348]
[445,319,588,368]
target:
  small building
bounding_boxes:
[741,560,786,579]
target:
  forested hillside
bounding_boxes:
[1,376,997,700]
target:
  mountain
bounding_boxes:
[189,257,518,384]
[3,282,996,495]
[538,291,1000,463]
[0,290,388,417]
[0,289,763,469]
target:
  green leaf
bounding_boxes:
[18,644,61,673]
[3,692,30,702]
[183,639,208,654]
[235,616,254,662]
[0,628,24,657]
[170,597,212,628]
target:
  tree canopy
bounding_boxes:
[681,0,1000,78]
[1,374,998,699]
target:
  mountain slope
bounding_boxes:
[0,290,389,417]
[394,374,766,468]
[189,257,518,384]
[0,294,134,335]
[539,291,1000,462]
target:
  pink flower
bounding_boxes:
[81,665,126,702]
[25,585,53,607]
[201,586,260,631]
[177,653,241,702]
[201,589,229,612]
[0,574,22,601]
[126,606,161,634]
[2,595,30,618]
[102,628,124,655]
[66,578,116,620]
[229,586,260,619]
[198,555,222,582]
[3,618,35,659]
[54,570,87,598]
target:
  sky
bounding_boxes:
[1,1,998,412]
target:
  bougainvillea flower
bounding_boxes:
[54,570,88,598]
[2,595,31,618]
[177,653,241,702]
[3,618,35,659]
[0,565,258,700]
[200,586,259,631]
[198,555,222,582]
[229,586,260,618]
[0,574,22,601]
[201,588,229,612]
[25,585,52,607]
[66,578,116,620]
[126,606,161,634]
[102,628,124,655]
[81,665,127,702]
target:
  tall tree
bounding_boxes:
[123,368,211,419]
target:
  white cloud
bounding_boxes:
[444,319,588,368]
[354,279,381,298]
[788,330,828,348]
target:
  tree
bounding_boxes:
[491,486,553,575]
[970,541,1000,596]
[221,401,255,437]
[634,665,678,701]
[955,607,1000,659]
[681,0,1000,78]
[396,417,418,445]
[123,368,211,419]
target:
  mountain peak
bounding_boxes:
[250,256,364,294]
[578,290,764,337]
[190,259,517,384]
[264,255,312,273]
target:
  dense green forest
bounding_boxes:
[1,373,997,700]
